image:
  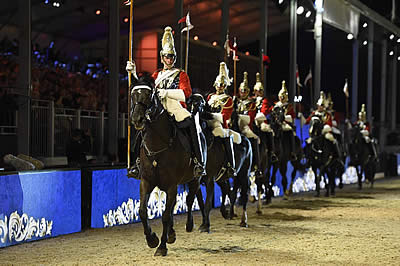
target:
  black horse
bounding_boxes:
[187,94,253,232]
[304,117,341,196]
[265,105,305,201]
[130,75,205,256]
[348,125,377,189]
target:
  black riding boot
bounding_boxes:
[289,132,297,161]
[268,132,278,163]
[250,138,262,178]
[188,118,206,177]
[223,136,237,176]
[369,141,378,162]
[334,140,342,159]
[127,131,142,179]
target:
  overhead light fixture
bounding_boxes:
[44,0,49,4]
[347,33,354,40]
[279,0,284,4]
[398,56,400,61]
[194,36,199,41]
[390,34,395,40]
[363,40,368,46]
[95,9,101,15]
[397,38,400,43]
[212,41,217,46]
[305,11,312,18]
[123,17,129,23]
[389,50,394,56]
[362,22,368,28]
[296,6,304,15]
[245,51,250,56]
[315,0,324,11]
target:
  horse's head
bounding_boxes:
[186,93,206,116]
[269,105,285,133]
[130,74,160,130]
[350,124,364,144]
[309,116,323,137]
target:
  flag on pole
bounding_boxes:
[224,33,231,57]
[233,37,239,61]
[262,54,271,69]
[296,65,303,87]
[343,78,349,98]
[124,0,131,5]
[179,11,194,33]
[304,67,312,86]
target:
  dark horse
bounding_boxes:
[263,105,305,202]
[130,75,204,256]
[187,94,253,233]
[348,125,377,189]
[304,117,342,197]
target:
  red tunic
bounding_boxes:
[207,93,233,129]
[152,69,192,108]
[247,101,257,129]
[260,98,272,115]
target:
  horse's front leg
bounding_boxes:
[239,172,249,228]
[315,168,321,197]
[154,187,177,256]
[185,179,200,232]
[280,163,289,199]
[139,180,159,249]
[199,177,215,233]
[357,166,363,190]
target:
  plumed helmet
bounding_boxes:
[316,91,326,107]
[358,104,366,122]
[160,26,176,58]
[278,80,288,102]
[253,72,264,94]
[214,62,232,88]
[239,72,250,98]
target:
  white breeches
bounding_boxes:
[238,114,259,142]
[282,122,295,136]
[332,126,341,135]
[322,124,332,135]
[260,123,274,134]
[206,118,241,144]
[161,98,191,122]
[324,132,336,143]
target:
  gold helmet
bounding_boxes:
[214,62,232,89]
[316,91,326,107]
[253,72,264,95]
[239,72,250,99]
[278,80,288,103]
[358,104,366,122]
[160,26,176,61]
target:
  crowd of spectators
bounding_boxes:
[0,37,129,114]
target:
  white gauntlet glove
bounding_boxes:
[126,60,135,72]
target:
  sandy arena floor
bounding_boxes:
[1,177,400,265]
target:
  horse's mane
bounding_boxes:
[133,72,155,88]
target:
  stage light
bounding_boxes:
[212,41,217,46]
[347,33,354,40]
[398,56,400,61]
[363,22,368,28]
[305,11,312,18]
[297,6,304,15]
[279,0,284,4]
[123,17,129,23]
[363,40,367,46]
[44,0,49,4]
[389,50,394,56]
[390,34,394,40]
[194,36,199,41]
[397,38,400,43]
[245,51,250,56]
[95,9,101,15]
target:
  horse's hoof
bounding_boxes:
[249,195,256,203]
[220,209,229,219]
[256,210,262,215]
[240,221,248,228]
[146,232,159,248]
[167,230,176,244]
[339,183,344,189]
[186,221,194,232]
[154,247,168,256]
[199,224,210,233]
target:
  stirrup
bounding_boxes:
[226,163,237,177]
[193,158,206,177]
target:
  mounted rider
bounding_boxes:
[126,26,205,178]
[236,72,262,177]
[305,91,341,158]
[207,62,238,177]
[355,104,378,161]
[252,72,278,162]
[326,93,341,138]
[271,80,297,160]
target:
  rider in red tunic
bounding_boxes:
[126,26,205,178]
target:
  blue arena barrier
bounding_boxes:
[90,167,207,228]
[0,169,81,248]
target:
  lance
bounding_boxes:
[181,11,194,73]
[233,37,237,97]
[126,0,133,171]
